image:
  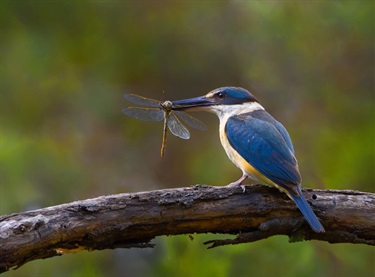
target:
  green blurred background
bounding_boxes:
[1,1,374,276]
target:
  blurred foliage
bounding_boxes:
[1,0,374,276]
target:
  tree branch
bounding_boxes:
[1,185,374,272]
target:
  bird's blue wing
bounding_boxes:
[246,110,295,154]
[225,110,301,191]
[274,121,294,155]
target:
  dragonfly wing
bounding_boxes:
[122,107,164,122]
[167,113,190,139]
[123,93,161,107]
[174,111,208,131]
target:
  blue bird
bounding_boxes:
[171,87,325,233]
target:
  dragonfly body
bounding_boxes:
[122,94,207,157]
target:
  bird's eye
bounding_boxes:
[217,92,225,99]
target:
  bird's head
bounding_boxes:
[171,87,262,117]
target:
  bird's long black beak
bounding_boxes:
[171,96,217,111]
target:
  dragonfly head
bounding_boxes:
[161,100,173,112]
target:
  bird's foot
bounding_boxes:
[226,175,248,193]
[226,182,246,193]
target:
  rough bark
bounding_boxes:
[1,185,374,273]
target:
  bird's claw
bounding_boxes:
[226,174,248,193]
[226,182,246,193]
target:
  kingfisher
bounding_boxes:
[171,87,325,233]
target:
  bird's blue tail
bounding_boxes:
[291,186,325,232]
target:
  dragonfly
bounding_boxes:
[122,93,207,158]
